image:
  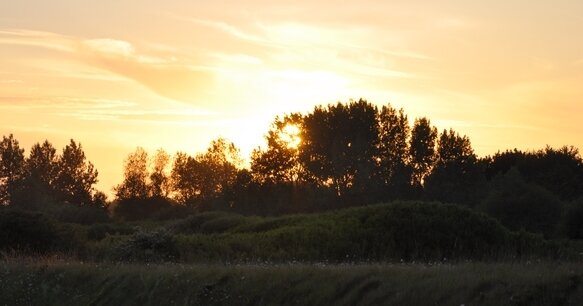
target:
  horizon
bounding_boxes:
[1,0,582,196]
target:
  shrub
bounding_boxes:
[50,205,110,225]
[114,196,176,221]
[110,229,179,263]
[562,198,583,240]
[167,211,235,234]
[199,215,248,233]
[0,209,60,254]
[87,223,136,241]
[481,168,564,237]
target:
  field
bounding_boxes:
[1,260,583,305]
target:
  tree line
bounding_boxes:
[2,99,583,238]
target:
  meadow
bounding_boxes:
[1,260,582,305]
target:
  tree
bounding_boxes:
[170,152,198,205]
[480,168,563,237]
[425,129,485,206]
[0,134,25,205]
[409,117,437,188]
[54,139,98,206]
[149,148,171,197]
[11,140,59,208]
[251,113,305,184]
[114,147,149,200]
[376,104,413,199]
[484,146,583,201]
[170,138,241,209]
[300,100,379,200]
[196,138,241,209]
[27,140,59,189]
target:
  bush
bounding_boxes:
[110,229,179,263]
[50,205,110,225]
[114,196,176,221]
[199,215,248,233]
[481,168,564,237]
[168,211,236,234]
[0,209,60,254]
[562,198,583,240]
[175,202,522,262]
[87,223,136,241]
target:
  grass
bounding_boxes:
[1,259,582,305]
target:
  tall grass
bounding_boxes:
[1,260,582,305]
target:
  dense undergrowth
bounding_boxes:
[1,201,581,264]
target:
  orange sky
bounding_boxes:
[1,1,582,197]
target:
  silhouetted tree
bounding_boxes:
[54,139,98,206]
[409,118,437,189]
[480,168,563,237]
[11,140,59,208]
[484,146,583,201]
[251,113,305,184]
[170,152,198,205]
[170,138,241,210]
[425,129,485,206]
[300,100,378,203]
[0,134,25,205]
[149,148,171,197]
[114,147,149,200]
[376,104,413,199]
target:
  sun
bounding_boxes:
[280,124,302,149]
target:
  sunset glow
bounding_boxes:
[1,1,582,195]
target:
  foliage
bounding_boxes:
[251,113,305,184]
[173,202,569,263]
[0,134,25,205]
[409,117,437,188]
[485,146,583,201]
[49,204,110,225]
[562,198,583,240]
[110,229,179,263]
[375,104,412,200]
[0,209,60,254]
[115,147,149,200]
[480,168,564,238]
[86,223,136,241]
[300,100,379,198]
[113,196,177,221]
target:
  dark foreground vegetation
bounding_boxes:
[2,260,583,306]
[1,202,582,264]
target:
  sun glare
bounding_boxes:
[280,123,302,149]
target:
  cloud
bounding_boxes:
[0,95,214,124]
[0,29,212,103]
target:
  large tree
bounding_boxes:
[251,113,305,184]
[376,104,413,199]
[12,140,60,208]
[54,139,98,206]
[149,148,171,197]
[114,147,149,200]
[409,117,437,188]
[170,138,241,209]
[0,134,25,205]
[425,129,484,206]
[300,100,379,199]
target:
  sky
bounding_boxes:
[1,0,582,196]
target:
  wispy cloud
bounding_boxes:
[174,15,427,79]
[0,29,211,103]
[0,95,214,124]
